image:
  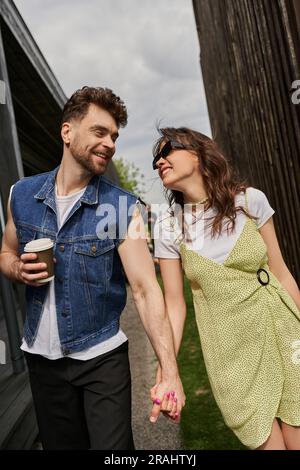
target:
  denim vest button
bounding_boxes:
[91,245,97,253]
[59,245,65,252]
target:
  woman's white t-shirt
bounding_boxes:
[154,187,275,264]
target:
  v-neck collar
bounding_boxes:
[180,218,255,269]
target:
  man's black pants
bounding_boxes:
[25,341,134,450]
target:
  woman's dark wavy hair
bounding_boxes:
[153,127,256,237]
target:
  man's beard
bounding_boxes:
[69,139,109,176]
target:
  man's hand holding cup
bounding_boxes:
[18,238,55,286]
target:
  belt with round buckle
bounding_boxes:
[256,268,269,286]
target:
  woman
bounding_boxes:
[151,127,300,450]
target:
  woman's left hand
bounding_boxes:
[150,373,184,424]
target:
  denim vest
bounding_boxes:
[11,166,137,355]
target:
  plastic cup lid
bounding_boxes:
[24,238,54,252]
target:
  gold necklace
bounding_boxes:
[185,196,208,205]
[197,196,208,204]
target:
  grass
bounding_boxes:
[158,274,245,450]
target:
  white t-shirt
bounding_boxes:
[9,184,127,360]
[154,187,275,264]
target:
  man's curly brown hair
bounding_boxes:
[61,86,128,128]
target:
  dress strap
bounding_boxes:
[244,188,249,212]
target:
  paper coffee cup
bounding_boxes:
[24,238,55,283]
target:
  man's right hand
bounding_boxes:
[17,253,49,286]
[0,193,48,286]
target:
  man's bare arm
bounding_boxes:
[118,212,185,421]
[0,198,49,285]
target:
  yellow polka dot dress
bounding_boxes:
[180,200,300,449]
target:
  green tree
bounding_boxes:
[114,156,145,199]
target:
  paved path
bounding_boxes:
[120,288,183,450]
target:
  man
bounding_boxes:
[0,86,185,450]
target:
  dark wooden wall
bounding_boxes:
[193,0,300,282]
[0,20,24,214]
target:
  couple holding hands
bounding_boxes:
[1,86,300,450]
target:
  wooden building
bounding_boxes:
[0,0,118,448]
[193,0,300,282]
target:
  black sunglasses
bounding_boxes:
[152,140,188,170]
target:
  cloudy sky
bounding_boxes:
[14,0,211,203]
